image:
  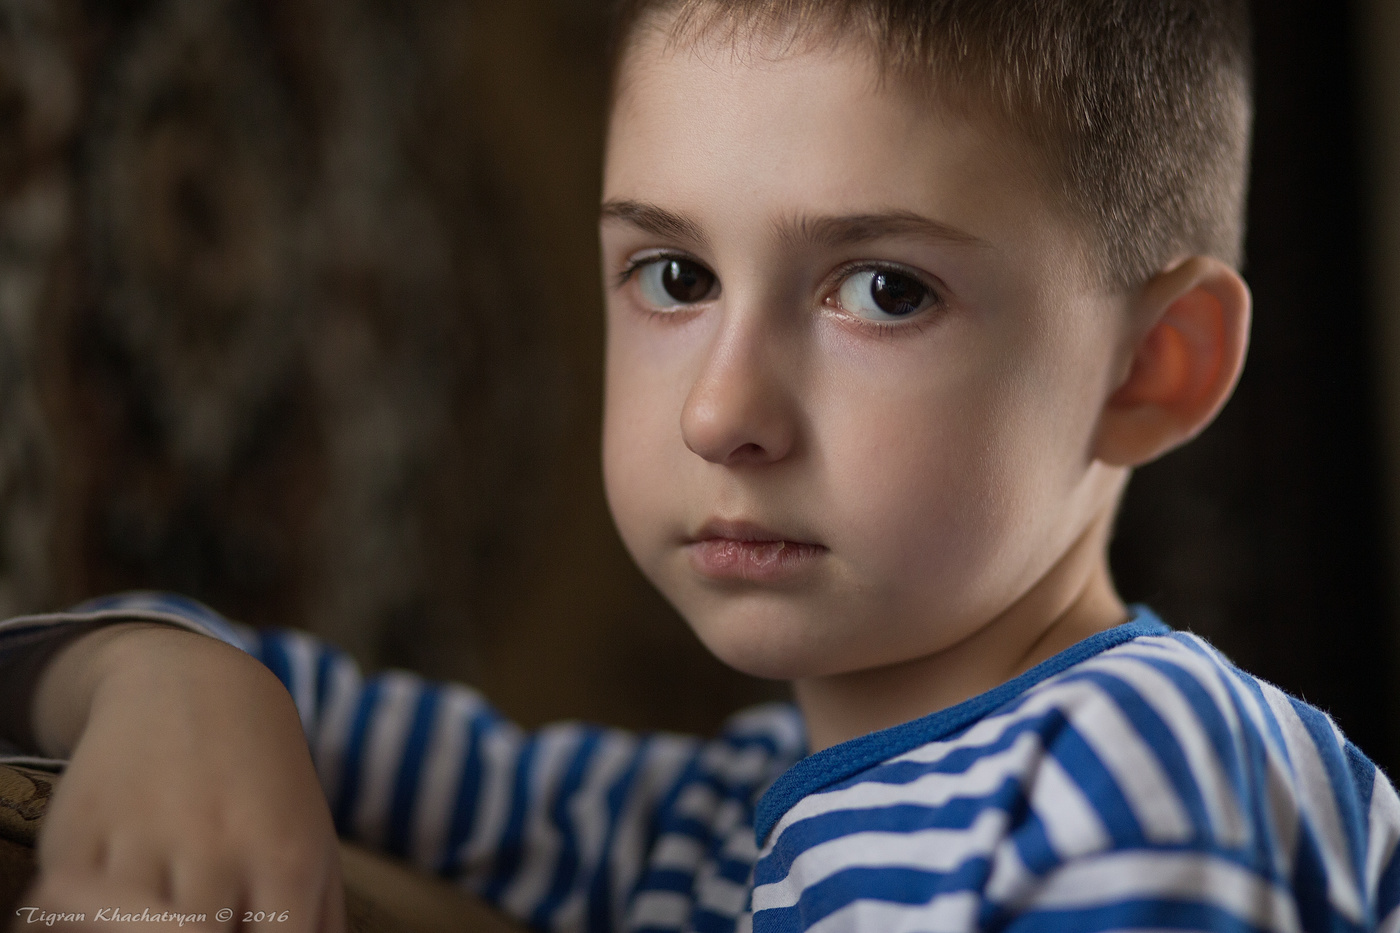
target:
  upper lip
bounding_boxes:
[688,518,821,546]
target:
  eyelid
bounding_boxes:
[614,248,708,289]
[823,260,948,321]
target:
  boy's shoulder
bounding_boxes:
[752,621,1400,932]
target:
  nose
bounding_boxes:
[680,313,798,466]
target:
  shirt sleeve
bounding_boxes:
[247,624,720,930]
[0,592,804,933]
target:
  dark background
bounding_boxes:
[0,0,1395,769]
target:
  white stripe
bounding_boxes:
[311,653,362,808]
[675,780,722,824]
[461,723,524,880]
[753,808,1010,910]
[1029,753,1111,858]
[1367,773,1400,901]
[548,732,643,931]
[279,632,318,737]
[983,839,1036,905]
[500,727,579,918]
[410,687,475,869]
[804,891,980,933]
[1053,680,1194,843]
[1260,682,1364,921]
[873,673,1192,846]
[608,736,698,918]
[773,730,1043,838]
[1211,664,1302,878]
[697,870,750,917]
[1117,637,1253,772]
[652,833,706,871]
[1025,850,1300,933]
[1091,654,1248,844]
[701,741,778,790]
[627,890,692,928]
[350,673,420,846]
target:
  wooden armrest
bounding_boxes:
[0,764,526,933]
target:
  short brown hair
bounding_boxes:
[609,0,1253,289]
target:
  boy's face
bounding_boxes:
[599,30,1133,682]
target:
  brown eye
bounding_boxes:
[638,257,718,307]
[835,268,936,321]
[870,272,927,316]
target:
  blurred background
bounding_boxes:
[1,0,1399,770]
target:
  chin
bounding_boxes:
[684,614,855,682]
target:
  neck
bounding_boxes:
[792,510,1127,752]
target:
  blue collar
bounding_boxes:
[753,606,1170,845]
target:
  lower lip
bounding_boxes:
[686,539,825,582]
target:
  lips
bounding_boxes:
[685,519,826,582]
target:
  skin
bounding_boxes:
[12,12,1250,926]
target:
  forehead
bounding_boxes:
[604,29,1091,284]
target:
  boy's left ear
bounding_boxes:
[1094,256,1251,467]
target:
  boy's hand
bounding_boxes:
[22,623,345,933]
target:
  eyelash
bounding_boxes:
[614,253,945,335]
[614,250,691,290]
[823,260,946,336]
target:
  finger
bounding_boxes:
[244,847,340,933]
[166,855,244,933]
[100,834,175,901]
[316,855,347,933]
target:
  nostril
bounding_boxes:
[729,442,767,462]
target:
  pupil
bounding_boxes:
[661,259,713,302]
[871,272,925,316]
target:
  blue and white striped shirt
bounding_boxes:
[3,594,1398,933]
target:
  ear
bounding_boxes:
[1095,256,1251,467]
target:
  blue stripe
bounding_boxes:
[1290,698,1368,892]
[1069,669,1212,838]
[481,734,541,904]
[384,686,439,857]
[1171,642,1289,878]
[438,705,490,875]
[588,737,651,933]
[532,730,604,928]
[759,787,1015,885]
[1045,714,1146,849]
[1377,838,1400,920]
[717,854,755,885]
[1135,654,1252,828]
[1292,824,1367,933]
[754,611,1169,844]
[1226,667,1294,770]
[823,709,1063,793]
[333,678,384,834]
[1344,743,1376,815]
[755,860,991,932]
[256,631,294,693]
[994,899,1278,933]
[693,907,739,933]
[642,868,697,893]
[314,647,337,719]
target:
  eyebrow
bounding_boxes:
[782,211,990,250]
[600,199,709,249]
[599,199,990,251]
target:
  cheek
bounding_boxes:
[817,356,1064,602]
[601,323,684,567]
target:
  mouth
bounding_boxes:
[685,519,826,582]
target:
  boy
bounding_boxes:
[5,0,1397,931]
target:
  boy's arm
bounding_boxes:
[14,621,346,932]
[4,600,805,932]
